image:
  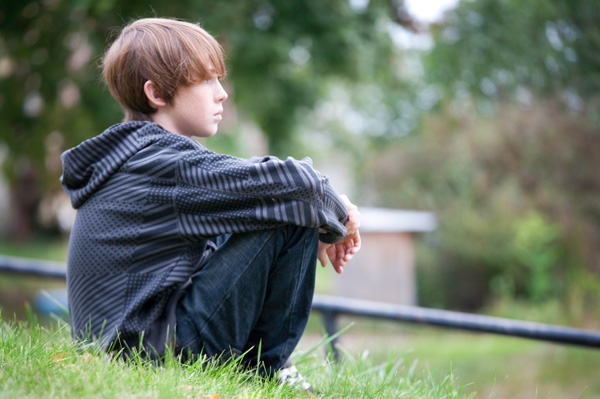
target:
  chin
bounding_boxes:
[191,128,218,138]
[207,126,220,137]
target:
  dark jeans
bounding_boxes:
[175,225,319,372]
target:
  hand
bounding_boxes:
[339,195,360,238]
[318,195,361,274]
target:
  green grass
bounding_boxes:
[298,318,600,399]
[0,313,471,399]
[0,238,69,262]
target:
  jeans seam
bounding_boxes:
[279,229,309,364]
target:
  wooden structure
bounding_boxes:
[333,207,437,305]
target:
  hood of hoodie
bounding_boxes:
[61,121,161,209]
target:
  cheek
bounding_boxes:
[189,97,208,112]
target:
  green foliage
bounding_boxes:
[213,0,398,154]
[365,98,600,313]
[426,0,600,105]
[354,0,600,314]
[0,0,399,181]
[511,211,560,302]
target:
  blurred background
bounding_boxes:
[1,0,600,396]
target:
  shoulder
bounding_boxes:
[132,122,199,150]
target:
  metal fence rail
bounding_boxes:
[2,254,600,351]
[0,255,68,280]
[311,294,600,349]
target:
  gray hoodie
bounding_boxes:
[61,121,347,356]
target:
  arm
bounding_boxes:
[318,195,361,274]
[173,144,348,241]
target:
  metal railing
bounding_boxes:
[311,295,600,355]
[2,254,600,353]
[0,255,68,280]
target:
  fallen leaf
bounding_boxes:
[52,353,65,363]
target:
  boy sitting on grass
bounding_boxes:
[60,17,360,389]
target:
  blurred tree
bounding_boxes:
[423,0,600,275]
[0,0,412,241]
[426,0,600,107]
[365,0,600,312]
[367,99,599,312]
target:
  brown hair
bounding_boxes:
[102,18,226,122]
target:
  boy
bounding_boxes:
[60,17,360,384]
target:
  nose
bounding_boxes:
[216,81,228,103]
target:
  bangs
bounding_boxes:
[182,25,227,83]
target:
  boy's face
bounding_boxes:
[153,77,228,138]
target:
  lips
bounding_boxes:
[214,110,223,121]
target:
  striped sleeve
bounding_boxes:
[174,147,348,243]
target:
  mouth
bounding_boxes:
[214,110,223,121]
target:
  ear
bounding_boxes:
[143,80,167,109]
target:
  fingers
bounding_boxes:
[318,252,328,268]
[318,241,345,274]
[326,244,337,265]
[321,238,360,275]
[326,244,344,274]
[342,196,360,238]
[340,240,352,262]
[350,231,361,254]
[317,241,329,267]
[336,242,345,264]
[330,240,356,273]
[322,194,362,274]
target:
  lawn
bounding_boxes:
[3,312,598,399]
[299,317,600,399]
[0,314,469,399]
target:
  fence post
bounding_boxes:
[320,309,340,361]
